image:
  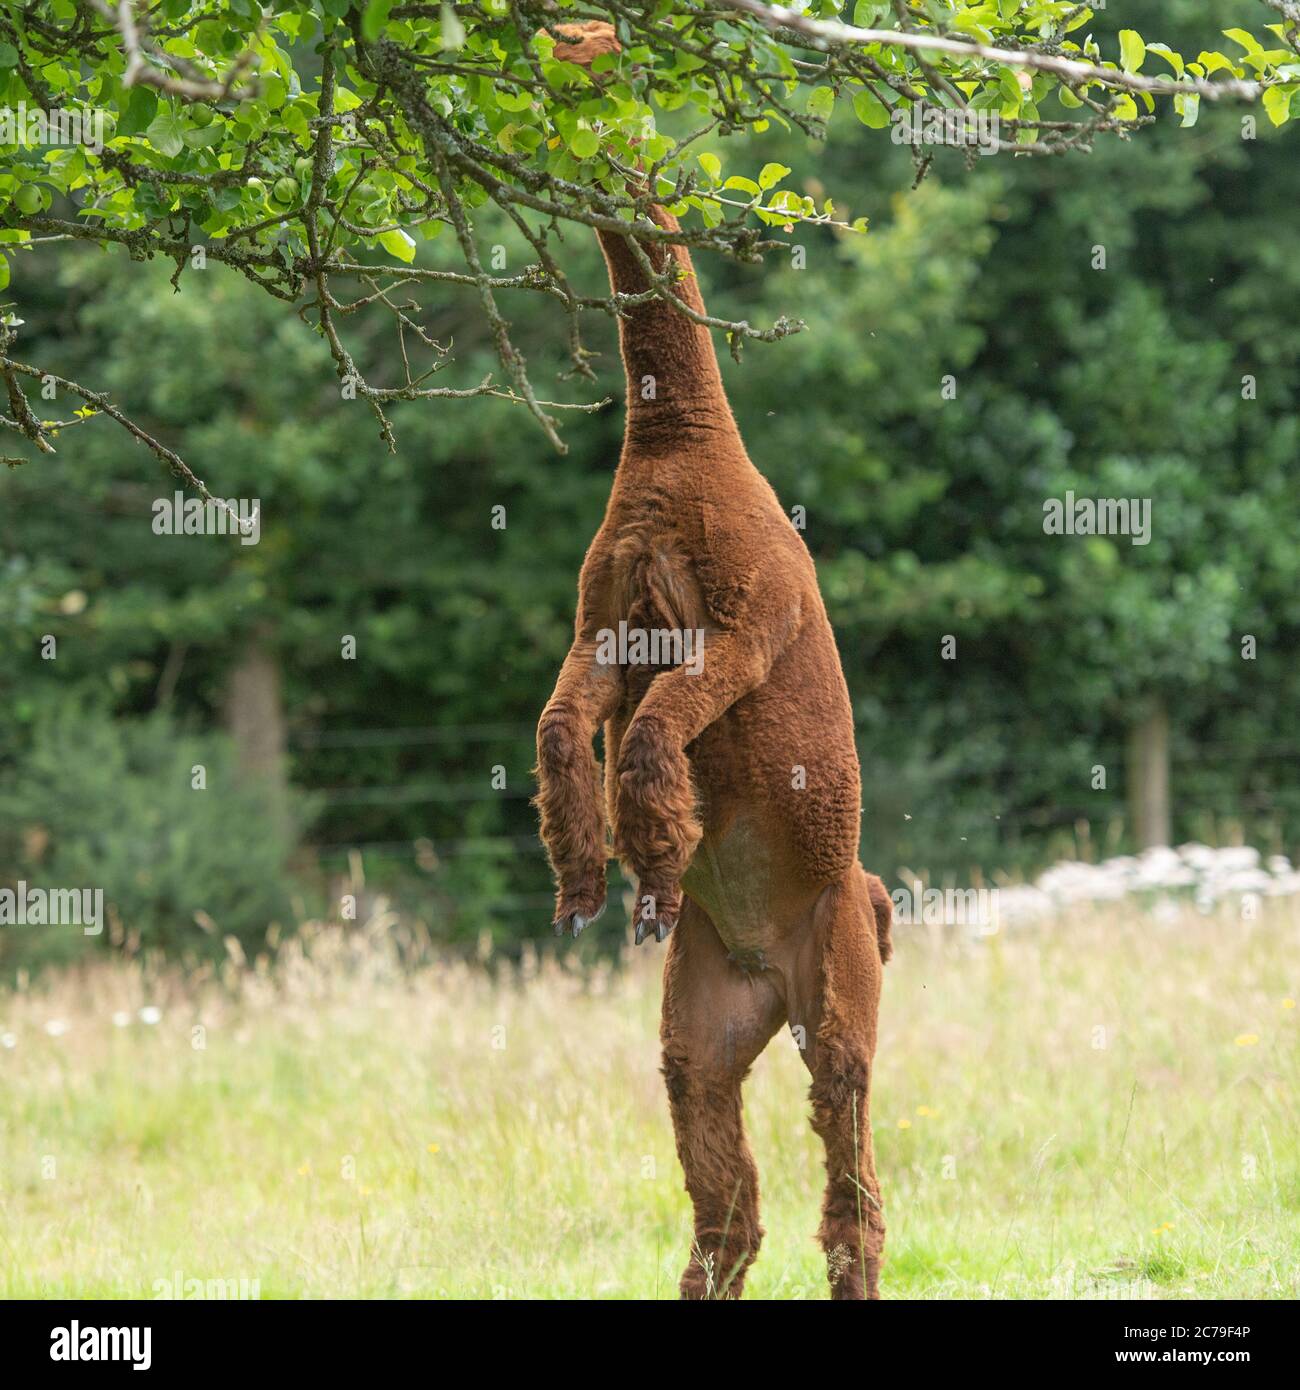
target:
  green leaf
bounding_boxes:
[0,253,9,292]
[183,124,225,148]
[1262,84,1294,126]
[0,42,19,68]
[1223,29,1264,57]
[495,89,533,113]
[998,66,1023,105]
[116,86,159,137]
[1112,94,1139,121]
[697,151,721,181]
[568,127,600,159]
[378,228,416,263]
[852,87,890,129]
[145,110,186,158]
[1145,43,1184,78]
[262,75,287,110]
[363,0,396,42]
[1197,51,1240,77]
[758,162,790,190]
[1119,30,1145,74]
[282,103,310,142]
[807,87,835,119]
[1175,93,1199,127]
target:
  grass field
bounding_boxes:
[1,898,1297,1299]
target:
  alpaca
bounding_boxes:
[534,21,892,1300]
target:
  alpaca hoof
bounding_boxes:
[634,915,674,945]
[553,900,604,938]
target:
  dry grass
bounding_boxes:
[1,898,1297,1299]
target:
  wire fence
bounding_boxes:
[298,720,1298,920]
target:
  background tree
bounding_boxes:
[1,1,1298,968]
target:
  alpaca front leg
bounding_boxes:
[614,630,773,942]
[535,640,621,936]
[613,712,700,942]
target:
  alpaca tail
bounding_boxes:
[859,864,894,964]
[815,863,894,964]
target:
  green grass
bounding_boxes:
[1,900,1298,1299]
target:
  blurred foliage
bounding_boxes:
[0,700,303,972]
[0,1,1297,968]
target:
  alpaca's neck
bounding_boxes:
[596,207,741,453]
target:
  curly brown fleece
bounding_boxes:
[534,20,891,1300]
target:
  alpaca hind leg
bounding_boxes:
[791,869,886,1299]
[661,898,784,1298]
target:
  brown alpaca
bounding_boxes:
[534,21,892,1300]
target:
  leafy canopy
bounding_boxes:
[1,0,1297,474]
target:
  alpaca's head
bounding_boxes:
[550,20,622,70]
